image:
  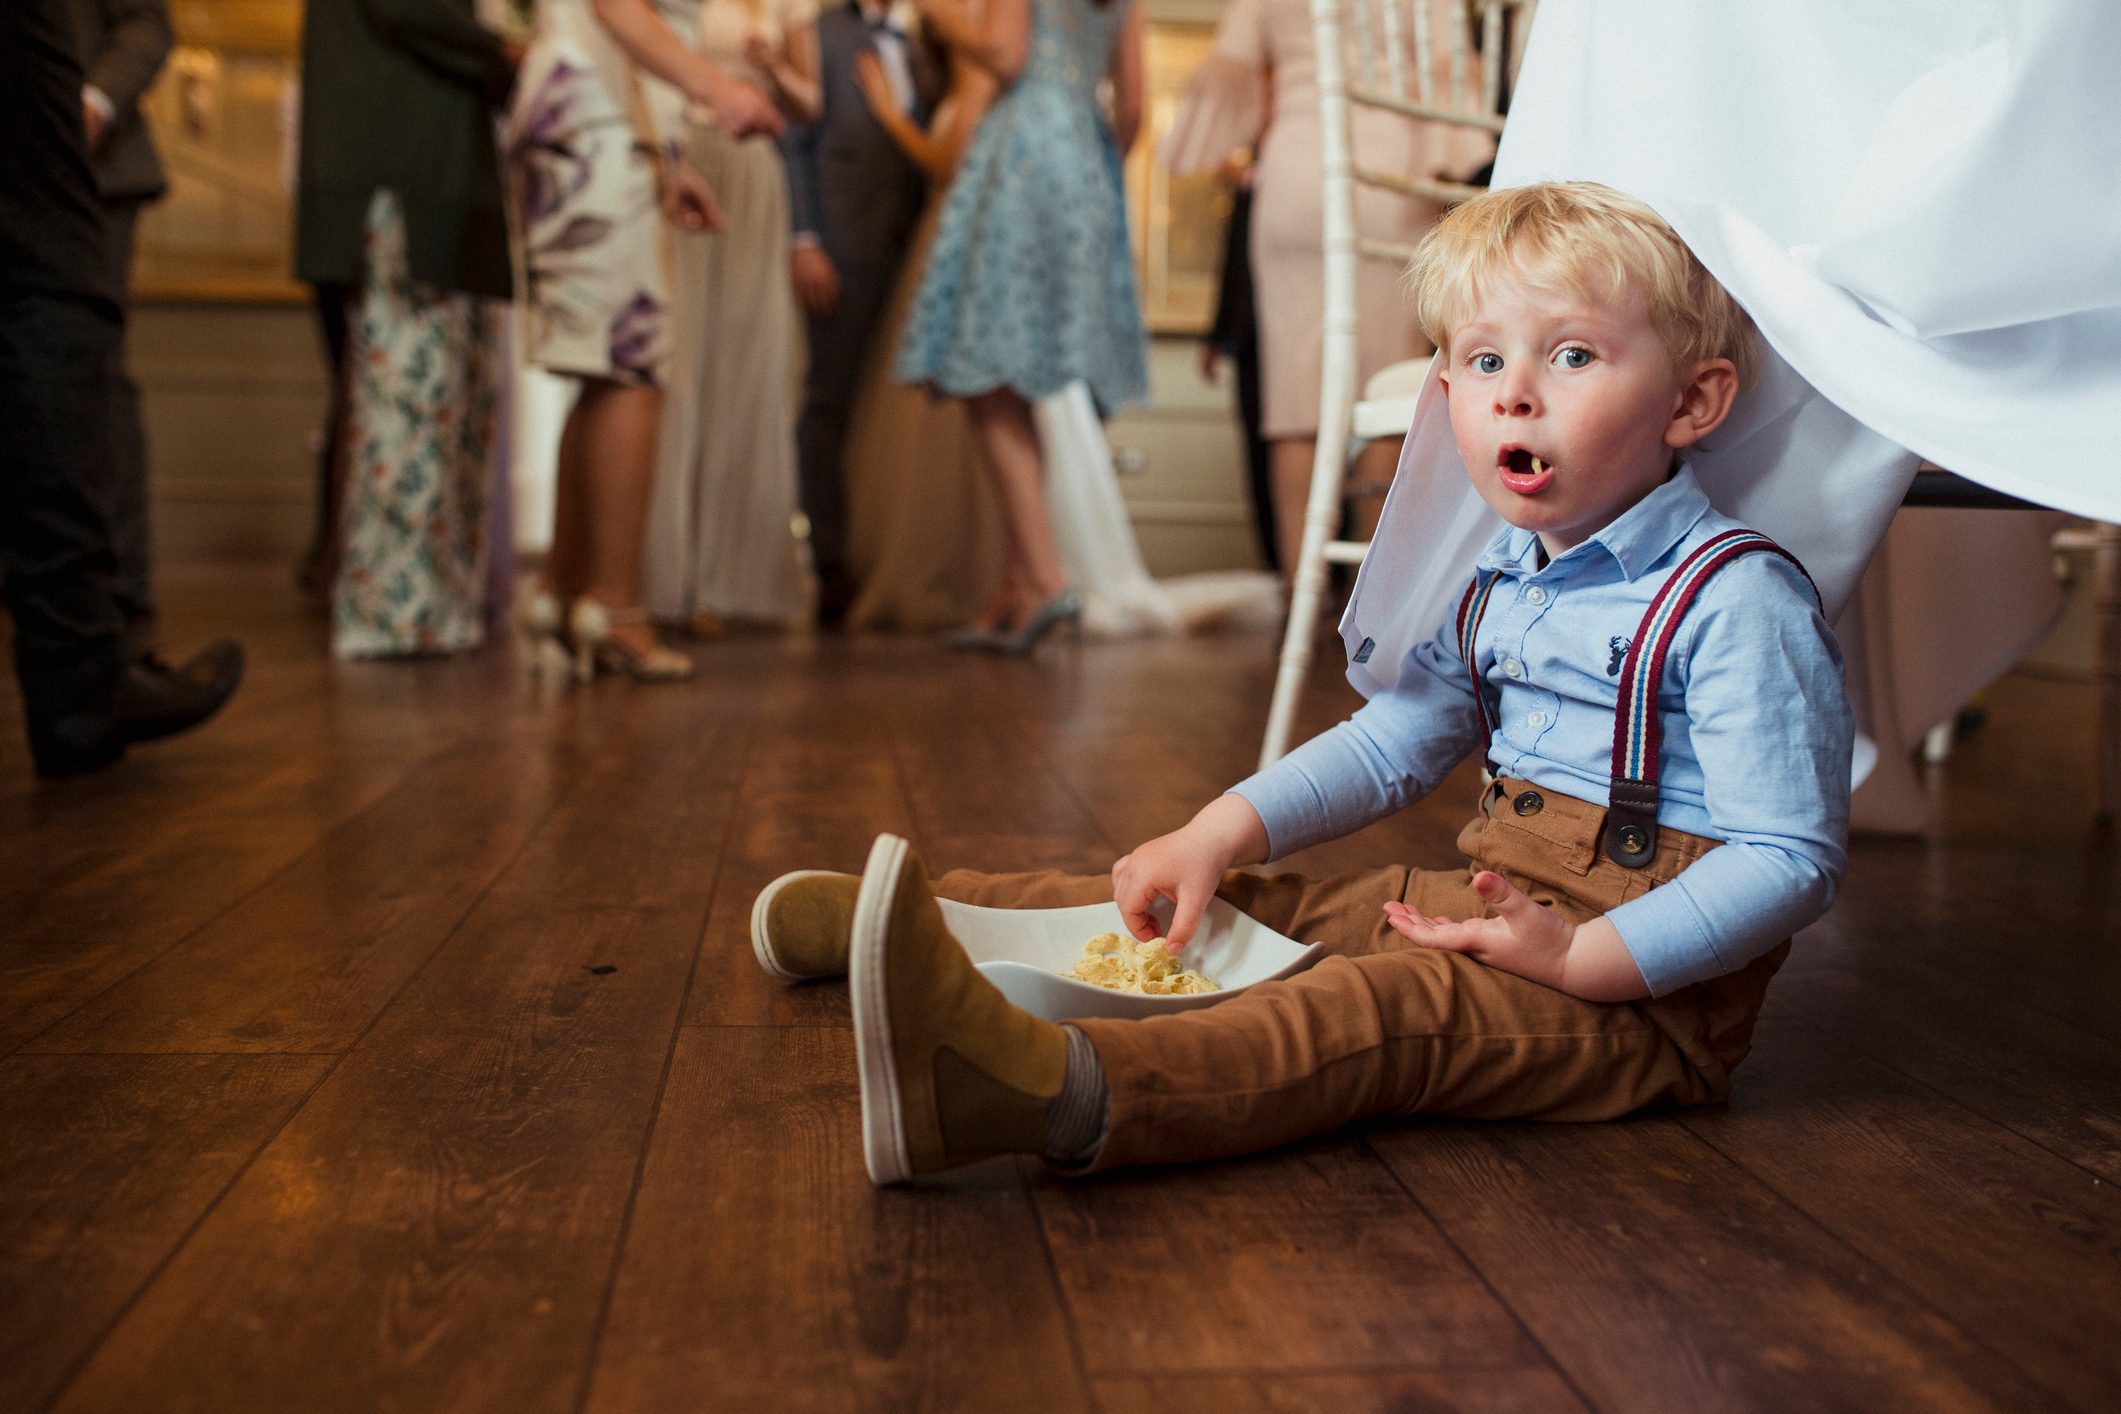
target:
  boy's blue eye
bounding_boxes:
[1555,346,1594,370]
[1471,352,1504,374]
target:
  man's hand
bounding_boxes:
[1198,343,1224,382]
[82,97,107,151]
[1110,794,1270,952]
[791,244,839,317]
[663,160,724,232]
[1383,872,1649,1001]
[709,78,784,138]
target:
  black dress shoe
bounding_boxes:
[815,572,858,632]
[33,638,246,779]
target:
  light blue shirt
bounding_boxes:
[1231,467,1852,997]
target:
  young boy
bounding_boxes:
[753,181,1853,1184]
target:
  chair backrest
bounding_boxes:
[1259,0,1538,770]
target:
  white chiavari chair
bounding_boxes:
[1259,0,1535,768]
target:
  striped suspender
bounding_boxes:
[1604,529,1816,866]
[1455,570,1502,756]
[1456,528,1817,869]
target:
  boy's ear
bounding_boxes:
[1665,357,1739,449]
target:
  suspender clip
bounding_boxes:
[1605,777,1660,868]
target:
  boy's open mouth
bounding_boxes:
[1497,444,1556,496]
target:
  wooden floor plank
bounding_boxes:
[27,724,584,1055]
[1032,1142,1551,1379]
[588,1025,1092,1413]
[0,743,420,1056]
[0,1053,330,1413]
[45,692,749,1414]
[8,563,2117,1414]
[1685,1012,2121,1410]
[682,661,915,1030]
[1089,1371,1585,1414]
[1772,944,2121,1183]
[1368,1118,2061,1411]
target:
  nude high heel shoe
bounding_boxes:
[567,599,695,683]
[517,585,571,679]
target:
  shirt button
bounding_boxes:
[1527,710,1549,728]
[1525,586,1548,606]
[1502,657,1524,679]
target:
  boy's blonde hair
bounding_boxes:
[1408,181,1759,390]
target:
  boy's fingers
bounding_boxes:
[1472,870,1534,917]
[1166,884,1209,951]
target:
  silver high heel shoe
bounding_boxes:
[992,588,1083,655]
[568,599,695,683]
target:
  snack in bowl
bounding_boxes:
[1062,932,1220,996]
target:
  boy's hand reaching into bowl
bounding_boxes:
[1111,794,1270,953]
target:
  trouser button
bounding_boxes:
[1512,789,1544,816]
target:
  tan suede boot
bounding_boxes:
[850,835,1068,1184]
[750,871,860,982]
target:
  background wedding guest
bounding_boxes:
[1165,0,1483,579]
[645,0,821,636]
[509,0,778,681]
[295,0,521,657]
[3,0,242,778]
[781,0,938,628]
[64,0,173,648]
[1199,155,1275,575]
[894,0,1149,653]
[839,22,1005,633]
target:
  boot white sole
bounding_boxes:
[749,869,838,983]
[850,833,914,1185]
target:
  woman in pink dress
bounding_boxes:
[1166,0,1486,578]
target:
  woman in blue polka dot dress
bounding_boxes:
[895,0,1149,649]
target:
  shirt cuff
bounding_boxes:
[83,85,115,125]
[1604,880,1728,998]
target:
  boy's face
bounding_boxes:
[1437,271,1736,559]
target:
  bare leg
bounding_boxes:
[1270,436,1316,586]
[1345,439,1399,545]
[967,388,1068,627]
[567,377,668,659]
[543,399,590,600]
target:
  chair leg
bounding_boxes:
[2094,520,2121,821]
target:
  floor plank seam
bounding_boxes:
[1783,1011,2121,1190]
[3,739,451,1062]
[31,734,581,1408]
[1016,1157,1101,1409]
[1363,1132,1601,1413]
[32,1051,342,1410]
[567,709,761,1414]
[1676,1102,2086,1411]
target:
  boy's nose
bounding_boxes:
[1493,369,1539,417]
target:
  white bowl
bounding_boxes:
[939,894,1326,1022]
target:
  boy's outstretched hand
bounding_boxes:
[1112,794,1271,953]
[1383,871,1650,1002]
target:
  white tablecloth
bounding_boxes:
[1341,0,2118,826]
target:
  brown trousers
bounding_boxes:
[936,779,1787,1172]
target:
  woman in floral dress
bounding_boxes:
[508,0,780,680]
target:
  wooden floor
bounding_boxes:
[4,560,2119,1414]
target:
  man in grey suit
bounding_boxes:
[782,0,936,626]
[66,0,174,644]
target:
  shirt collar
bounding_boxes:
[1475,463,1715,581]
